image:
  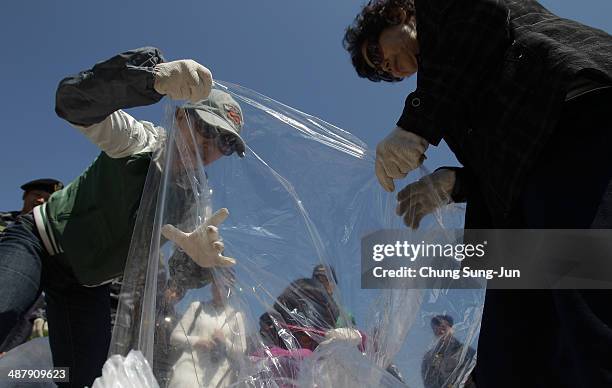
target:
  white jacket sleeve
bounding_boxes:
[71,109,163,159]
[224,311,248,360]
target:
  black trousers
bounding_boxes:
[473,88,612,388]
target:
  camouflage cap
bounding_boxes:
[182,89,246,157]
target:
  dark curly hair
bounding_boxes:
[431,314,454,328]
[259,279,339,350]
[274,278,339,330]
[343,0,416,82]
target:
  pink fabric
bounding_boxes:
[250,346,313,360]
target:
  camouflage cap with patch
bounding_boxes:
[182,89,246,157]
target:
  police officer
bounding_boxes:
[421,315,476,388]
[0,179,64,232]
[0,178,63,354]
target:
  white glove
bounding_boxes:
[396,168,456,229]
[31,318,48,338]
[375,126,429,192]
[153,59,213,103]
[161,208,236,268]
[319,328,362,347]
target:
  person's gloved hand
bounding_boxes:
[212,328,225,343]
[161,208,236,268]
[396,168,456,229]
[153,59,213,103]
[375,126,429,192]
[31,318,48,338]
[194,338,215,351]
[319,328,362,347]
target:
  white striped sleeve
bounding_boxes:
[71,110,163,158]
[33,203,62,255]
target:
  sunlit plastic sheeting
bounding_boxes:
[110,81,484,388]
[92,350,159,388]
[296,341,407,388]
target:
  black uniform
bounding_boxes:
[0,211,19,233]
[421,336,476,388]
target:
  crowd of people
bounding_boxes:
[0,0,611,387]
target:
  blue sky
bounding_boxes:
[1,0,611,210]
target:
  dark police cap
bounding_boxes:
[431,314,454,328]
[20,178,64,194]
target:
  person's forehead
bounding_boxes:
[25,189,50,196]
[432,319,450,327]
[212,278,234,288]
[361,39,378,70]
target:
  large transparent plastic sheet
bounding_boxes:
[110,82,485,388]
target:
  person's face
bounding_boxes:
[432,320,453,337]
[362,15,419,79]
[176,109,225,166]
[294,331,318,351]
[164,287,182,303]
[212,281,232,306]
[22,190,50,214]
[199,137,224,166]
[260,323,274,340]
[315,274,334,295]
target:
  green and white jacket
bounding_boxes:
[34,47,167,286]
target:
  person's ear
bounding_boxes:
[384,6,407,25]
[407,14,416,30]
[175,108,186,122]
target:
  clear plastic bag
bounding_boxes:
[110,81,484,388]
